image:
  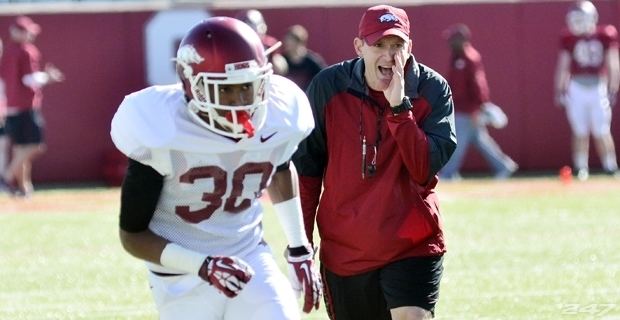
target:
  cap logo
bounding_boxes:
[379,13,398,23]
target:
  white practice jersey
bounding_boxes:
[111,75,314,273]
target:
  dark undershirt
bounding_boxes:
[119,159,164,232]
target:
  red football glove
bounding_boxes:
[286,245,323,313]
[198,256,254,298]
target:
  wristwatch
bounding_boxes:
[391,96,413,115]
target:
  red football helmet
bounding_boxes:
[176,17,272,139]
[566,0,598,36]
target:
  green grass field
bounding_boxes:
[1,175,619,319]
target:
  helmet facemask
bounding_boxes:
[179,56,272,139]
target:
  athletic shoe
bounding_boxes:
[494,162,518,180]
[0,177,21,196]
[12,189,32,199]
[576,169,589,181]
[604,170,620,179]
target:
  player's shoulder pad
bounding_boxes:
[111,84,183,157]
[601,24,618,40]
[559,28,575,46]
[266,75,314,136]
[559,28,573,38]
[463,45,482,63]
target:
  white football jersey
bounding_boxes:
[111,75,314,273]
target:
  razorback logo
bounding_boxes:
[379,13,398,23]
[176,44,204,65]
[176,44,204,78]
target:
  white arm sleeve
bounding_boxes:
[160,243,207,274]
[273,196,310,248]
[22,72,49,89]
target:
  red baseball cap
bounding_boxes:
[358,5,410,45]
[13,16,41,36]
[442,23,471,40]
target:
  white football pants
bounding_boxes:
[148,242,300,320]
[565,80,612,138]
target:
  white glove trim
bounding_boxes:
[273,196,310,248]
[160,243,207,275]
[22,72,49,89]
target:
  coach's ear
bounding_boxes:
[354,37,364,58]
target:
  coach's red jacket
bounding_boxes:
[292,56,456,276]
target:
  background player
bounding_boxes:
[439,23,518,181]
[0,37,7,177]
[554,0,620,180]
[281,24,327,91]
[110,17,321,319]
[0,16,64,197]
[237,9,289,76]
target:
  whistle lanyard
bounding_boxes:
[359,97,384,179]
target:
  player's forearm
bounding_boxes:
[554,70,568,94]
[554,52,571,94]
[267,166,298,203]
[269,166,309,248]
[119,229,169,265]
[606,49,620,95]
[273,196,310,248]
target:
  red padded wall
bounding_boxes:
[0,0,617,183]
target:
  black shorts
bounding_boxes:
[322,255,443,320]
[5,109,45,145]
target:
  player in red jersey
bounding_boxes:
[0,38,7,177]
[236,9,288,76]
[439,23,518,181]
[0,16,64,197]
[554,0,620,180]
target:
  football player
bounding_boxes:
[0,37,7,176]
[554,0,620,180]
[236,9,288,76]
[0,16,64,197]
[110,17,321,319]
